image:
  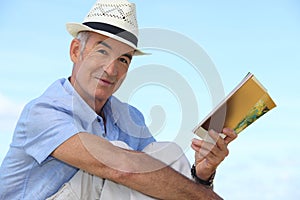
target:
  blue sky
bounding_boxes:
[1,0,300,199]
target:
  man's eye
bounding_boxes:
[119,58,129,65]
[98,49,108,55]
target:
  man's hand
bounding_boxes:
[191,128,237,180]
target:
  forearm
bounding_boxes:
[52,132,222,199]
[117,163,221,200]
[110,143,221,199]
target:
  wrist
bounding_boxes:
[191,164,215,188]
[196,166,216,181]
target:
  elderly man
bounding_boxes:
[0,0,236,199]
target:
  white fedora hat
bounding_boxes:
[66,0,146,55]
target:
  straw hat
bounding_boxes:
[66,0,145,55]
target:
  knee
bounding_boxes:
[143,141,185,161]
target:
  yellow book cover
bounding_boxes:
[193,72,276,139]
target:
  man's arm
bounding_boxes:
[52,132,222,200]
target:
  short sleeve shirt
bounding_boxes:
[0,78,155,200]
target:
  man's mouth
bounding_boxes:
[100,78,113,84]
[96,77,115,86]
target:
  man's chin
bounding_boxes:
[94,92,112,102]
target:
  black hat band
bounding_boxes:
[83,22,138,47]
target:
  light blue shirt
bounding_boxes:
[0,78,155,200]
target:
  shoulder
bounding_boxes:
[11,78,77,149]
[20,78,74,124]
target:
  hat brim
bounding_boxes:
[66,23,148,56]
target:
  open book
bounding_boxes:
[193,72,276,139]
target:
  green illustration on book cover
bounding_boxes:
[234,99,270,134]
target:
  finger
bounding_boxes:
[195,141,227,168]
[193,136,227,160]
[207,141,227,159]
[222,128,238,144]
[192,135,221,156]
[203,143,228,167]
[207,129,221,144]
[191,138,203,152]
[192,139,213,156]
[196,145,212,159]
[215,138,229,158]
[191,138,203,148]
[197,141,217,158]
[215,135,228,151]
[191,143,201,152]
[197,146,223,167]
[201,134,228,159]
[191,139,214,154]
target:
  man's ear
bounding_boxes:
[70,38,81,63]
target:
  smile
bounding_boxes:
[96,77,114,86]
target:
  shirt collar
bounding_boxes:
[62,79,98,125]
[63,78,121,125]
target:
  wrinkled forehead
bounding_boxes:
[87,32,135,55]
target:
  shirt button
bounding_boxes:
[97,117,101,122]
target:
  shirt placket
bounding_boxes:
[97,116,107,138]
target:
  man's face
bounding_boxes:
[71,32,134,109]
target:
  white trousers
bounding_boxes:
[47,141,192,200]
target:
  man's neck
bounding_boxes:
[68,76,107,115]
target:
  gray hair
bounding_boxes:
[76,31,91,57]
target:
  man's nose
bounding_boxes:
[104,59,118,76]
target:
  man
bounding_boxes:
[0,0,237,199]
